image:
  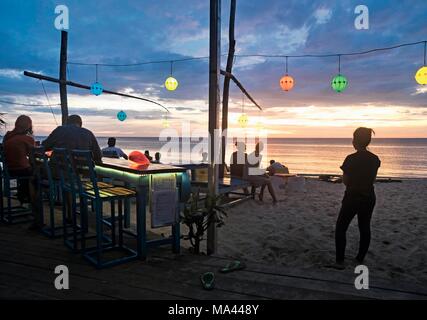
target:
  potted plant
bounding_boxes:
[181,191,227,254]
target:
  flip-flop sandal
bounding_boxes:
[219,260,246,273]
[200,272,215,290]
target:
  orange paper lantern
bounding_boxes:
[280,75,294,91]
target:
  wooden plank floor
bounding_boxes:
[1,223,426,300]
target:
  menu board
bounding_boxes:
[150,174,178,228]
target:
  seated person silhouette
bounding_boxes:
[102,137,128,160]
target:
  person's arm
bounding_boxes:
[41,127,60,150]
[342,174,349,186]
[340,156,351,186]
[90,133,102,164]
[118,148,128,160]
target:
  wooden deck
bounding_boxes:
[0,223,426,300]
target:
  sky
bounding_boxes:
[0,0,427,138]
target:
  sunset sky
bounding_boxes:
[1,0,427,138]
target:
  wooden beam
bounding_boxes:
[23,71,170,113]
[207,0,221,256]
[59,31,68,125]
[220,70,262,111]
[220,0,237,176]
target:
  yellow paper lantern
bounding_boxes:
[238,113,249,128]
[162,118,170,128]
[165,76,178,91]
[415,66,427,85]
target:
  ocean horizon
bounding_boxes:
[29,136,427,178]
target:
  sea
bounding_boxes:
[19,136,425,178]
[88,137,427,179]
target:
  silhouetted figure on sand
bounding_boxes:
[333,127,381,269]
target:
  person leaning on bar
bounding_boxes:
[41,114,102,224]
[2,115,43,230]
[42,114,102,163]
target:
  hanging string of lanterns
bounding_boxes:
[69,40,427,128]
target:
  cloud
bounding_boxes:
[274,24,310,52]
[0,69,23,79]
[314,8,332,25]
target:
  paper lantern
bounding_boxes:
[238,113,249,128]
[128,151,150,170]
[415,66,427,85]
[331,74,348,93]
[280,75,295,91]
[90,82,103,96]
[162,117,170,128]
[165,76,178,91]
[117,110,127,121]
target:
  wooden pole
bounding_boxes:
[59,31,68,125]
[207,0,221,255]
[220,0,236,178]
[23,71,170,113]
[220,70,262,110]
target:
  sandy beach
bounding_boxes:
[212,178,427,287]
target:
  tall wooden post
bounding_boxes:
[207,0,221,255]
[59,30,68,125]
[220,0,236,176]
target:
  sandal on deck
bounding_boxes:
[200,272,215,290]
[219,260,246,273]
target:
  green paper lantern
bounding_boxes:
[331,74,348,93]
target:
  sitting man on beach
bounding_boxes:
[42,114,102,163]
[102,137,128,160]
[247,142,278,203]
[267,160,289,175]
[144,150,153,162]
[152,152,161,164]
[2,115,42,230]
[333,127,381,269]
[230,142,277,203]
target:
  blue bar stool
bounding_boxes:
[71,150,140,268]
[30,147,63,238]
[0,144,34,224]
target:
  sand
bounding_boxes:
[213,178,427,287]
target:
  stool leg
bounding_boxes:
[118,199,123,247]
[62,190,68,246]
[49,188,55,237]
[95,199,103,268]
[110,200,116,246]
[80,197,88,252]
[124,182,131,228]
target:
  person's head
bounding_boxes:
[235,141,246,153]
[14,115,32,134]
[108,137,116,147]
[67,114,82,127]
[270,160,275,165]
[144,150,150,156]
[155,152,161,161]
[353,127,375,151]
[201,152,208,161]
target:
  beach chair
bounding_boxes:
[71,150,139,268]
[0,144,34,224]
